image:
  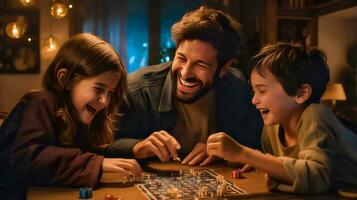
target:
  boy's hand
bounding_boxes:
[102,158,142,180]
[132,130,181,162]
[207,132,244,162]
[265,173,280,190]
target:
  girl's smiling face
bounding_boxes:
[250,69,298,126]
[70,71,119,124]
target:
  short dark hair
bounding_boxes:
[248,43,330,105]
[171,6,242,68]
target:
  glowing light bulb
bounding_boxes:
[5,22,26,39]
[50,2,68,19]
[45,35,59,52]
[20,0,34,6]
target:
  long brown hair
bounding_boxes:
[42,33,127,149]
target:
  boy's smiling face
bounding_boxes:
[250,69,299,126]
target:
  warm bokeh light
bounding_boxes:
[44,35,59,52]
[20,0,34,6]
[50,2,68,19]
[5,22,26,39]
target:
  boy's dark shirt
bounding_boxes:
[108,62,263,157]
[0,90,103,199]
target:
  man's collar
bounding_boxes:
[158,65,174,112]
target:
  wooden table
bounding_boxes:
[28,161,344,200]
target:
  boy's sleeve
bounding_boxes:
[10,93,104,188]
[268,115,332,194]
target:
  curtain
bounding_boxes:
[69,0,128,68]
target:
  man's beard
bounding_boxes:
[172,71,220,104]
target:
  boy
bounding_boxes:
[207,43,357,194]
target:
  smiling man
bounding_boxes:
[108,7,263,166]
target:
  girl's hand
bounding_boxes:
[207,132,245,162]
[102,158,142,180]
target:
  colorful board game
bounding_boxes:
[136,169,247,200]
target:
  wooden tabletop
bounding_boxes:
[28,161,344,200]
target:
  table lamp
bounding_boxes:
[321,82,347,107]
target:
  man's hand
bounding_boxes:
[207,132,245,162]
[182,143,219,166]
[132,130,181,162]
[102,158,142,180]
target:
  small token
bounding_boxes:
[104,194,121,200]
[173,156,181,162]
[232,169,244,179]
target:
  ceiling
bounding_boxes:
[325,6,357,19]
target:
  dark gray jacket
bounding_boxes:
[108,62,263,157]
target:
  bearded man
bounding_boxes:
[109,7,262,166]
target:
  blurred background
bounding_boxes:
[1,0,357,131]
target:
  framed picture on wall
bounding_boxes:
[0,8,40,74]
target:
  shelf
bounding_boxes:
[277,18,313,45]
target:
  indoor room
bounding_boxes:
[1,0,357,199]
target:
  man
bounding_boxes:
[109,7,262,166]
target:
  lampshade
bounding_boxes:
[321,83,347,101]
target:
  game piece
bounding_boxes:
[232,169,244,179]
[189,168,196,176]
[104,194,121,200]
[144,174,151,180]
[136,169,247,200]
[155,180,162,186]
[216,185,226,197]
[216,174,225,184]
[173,156,181,162]
[197,186,209,197]
[167,187,180,198]
[79,187,92,200]
[179,170,184,176]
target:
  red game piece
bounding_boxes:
[104,194,121,200]
[232,169,244,179]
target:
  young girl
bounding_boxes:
[0,33,141,199]
[207,43,357,194]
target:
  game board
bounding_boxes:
[136,169,247,200]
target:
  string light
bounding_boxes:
[5,20,27,39]
[20,0,34,6]
[44,35,59,52]
[50,2,68,19]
